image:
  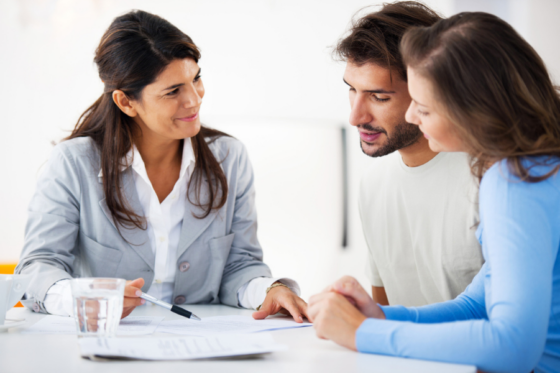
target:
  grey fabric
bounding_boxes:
[16,136,272,313]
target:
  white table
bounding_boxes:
[0,304,476,373]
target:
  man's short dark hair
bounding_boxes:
[335,1,442,81]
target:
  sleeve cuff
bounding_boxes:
[237,277,301,309]
[43,279,73,317]
[380,305,415,321]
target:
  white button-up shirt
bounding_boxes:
[43,139,298,316]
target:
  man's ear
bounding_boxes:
[112,90,138,117]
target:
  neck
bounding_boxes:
[398,136,438,167]
[134,129,182,169]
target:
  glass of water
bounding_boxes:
[70,278,125,338]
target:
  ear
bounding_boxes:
[112,90,138,117]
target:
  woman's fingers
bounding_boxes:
[123,296,145,308]
[252,300,279,320]
[120,278,146,319]
[281,298,303,323]
[297,298,310,320]
[124,278,145,297]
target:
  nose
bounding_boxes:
[349,93,373,127]
[405,101,419,126]
[182,84,202,109]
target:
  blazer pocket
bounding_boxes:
[209,233,235,261]
[79,234,123,278]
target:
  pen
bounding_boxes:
[140,292,202,321]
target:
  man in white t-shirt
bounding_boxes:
[335,2,483,306]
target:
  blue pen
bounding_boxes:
[140,292,201,321]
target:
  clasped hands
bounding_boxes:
[308,276,386,351]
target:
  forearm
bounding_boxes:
[17,261,72,313]
[356,318,538,373]
[371,286,389,306]
[382,293,487,323]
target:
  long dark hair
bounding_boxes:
[67,10,229,230]
[400,12,560,182]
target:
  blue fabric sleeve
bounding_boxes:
[380,264,487,323]
[356,163,557,373]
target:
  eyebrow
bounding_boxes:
[343,78,395,94]
[162,68,202,92]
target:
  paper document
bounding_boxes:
[79,333,286,360]
[156,315,312,336]
[21,316,164,336]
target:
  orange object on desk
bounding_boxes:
[0,263,23,307]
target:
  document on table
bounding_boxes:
[79,333,286,360]
[156,315,312,336]
[21,316,164,336]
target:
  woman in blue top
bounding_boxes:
[308,12,560,373]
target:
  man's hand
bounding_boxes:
[308,291,367,351]
[252,285,309,323]
[122,278,145,319]
[324,276,385,319]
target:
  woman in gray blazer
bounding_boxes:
[16,10,308,322]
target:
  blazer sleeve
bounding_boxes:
[15,144,80,312]
[218,141,272,307]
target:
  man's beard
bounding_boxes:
[360,121,422,158]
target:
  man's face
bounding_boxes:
[344,61,421,157]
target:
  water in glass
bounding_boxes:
[71,278,125,338]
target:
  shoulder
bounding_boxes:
[441,152,471,168]
[207,135,249,165]
[53,137,99,161]
[48,137,100,178]
[481,157,560,203]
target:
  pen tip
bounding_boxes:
[192,314,202,321]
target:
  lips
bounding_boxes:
[359,131,382,143]
[176,113,198,122]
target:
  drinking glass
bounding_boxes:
[70,278,125,337]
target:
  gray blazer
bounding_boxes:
[16,136,272,313]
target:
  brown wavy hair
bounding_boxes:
[67,10,229,230]
[334,1,442,81]
[400,12,560,182]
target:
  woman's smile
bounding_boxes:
[176,112,198,122]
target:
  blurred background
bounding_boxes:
[1,0,559,301]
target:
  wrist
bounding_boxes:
[256,282,290,310]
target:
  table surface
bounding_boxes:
[0,304,476,373]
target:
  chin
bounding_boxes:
[360,141,385,157]
[178,121,202,139]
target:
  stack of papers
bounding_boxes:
[21,316,164,336]
[79,333,286,360]
[21,314,311,338]
[155,315,312,336]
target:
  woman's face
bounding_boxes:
[129,58,204,141]
[405,67,465,153]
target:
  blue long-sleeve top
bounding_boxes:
[356,157,560,373]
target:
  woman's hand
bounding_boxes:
[306,276,386,351]
[324,276,385,319]
[252,285,309,323]
[121,278,146,319]
[308,291,367,351]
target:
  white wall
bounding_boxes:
[0,0,557,299]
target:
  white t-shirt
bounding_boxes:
[359,151,483,307]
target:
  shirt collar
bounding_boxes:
[97,139,196,178]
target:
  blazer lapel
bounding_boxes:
[176,177,220,259]
[99,168,155,270]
